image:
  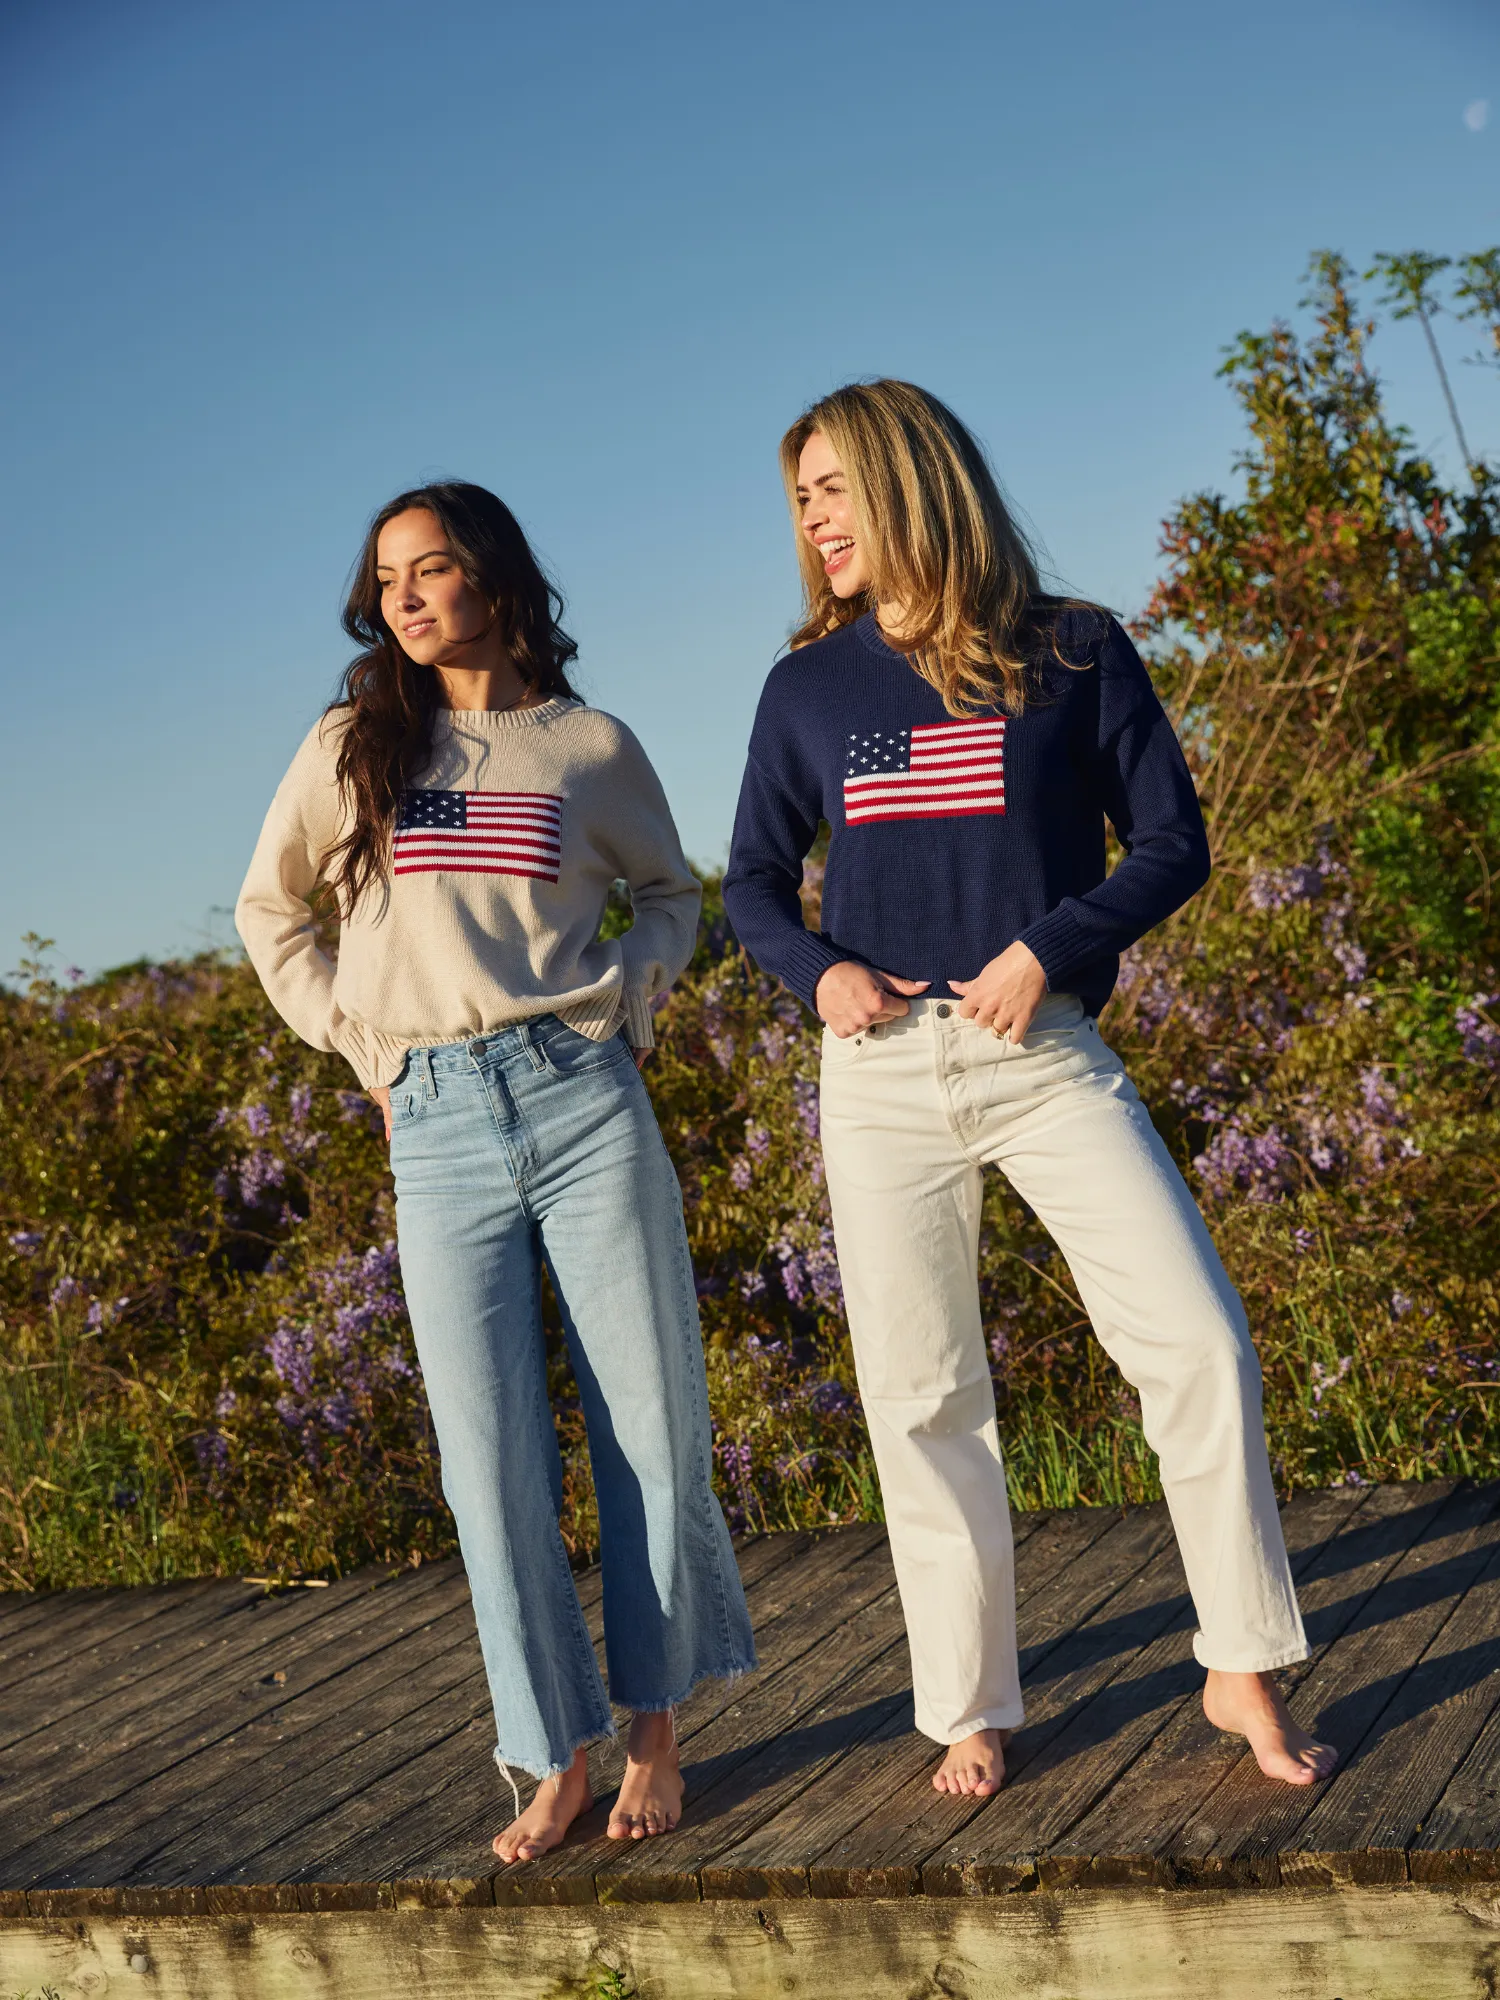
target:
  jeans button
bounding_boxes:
[936,1003,952,1019]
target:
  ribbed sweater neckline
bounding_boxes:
[432,696,580,735]
[854,612,911,662]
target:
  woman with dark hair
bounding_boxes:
[723,383,1336,1802]
[237,482,753,1862]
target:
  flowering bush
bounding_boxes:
[2,251,1497,1587]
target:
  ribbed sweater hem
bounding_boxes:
[333,993,633,1091]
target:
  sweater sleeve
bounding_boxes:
[1018,619,1210,989]
[234,717,385,1087]
[722,663,846,1012]
[594,725,703,1050]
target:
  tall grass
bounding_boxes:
[2,251,1497,1587]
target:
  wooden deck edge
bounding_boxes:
[4,1886,1500,1999]
[8,1846,1499,1918]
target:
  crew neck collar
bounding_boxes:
[855,611,912,661]
[433,696,578,732]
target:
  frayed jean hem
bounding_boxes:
[493,1717,617,1792]
[609,1652,758,1717]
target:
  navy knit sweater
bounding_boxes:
[721,608,1210,1019]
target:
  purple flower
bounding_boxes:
[1194,1123,1295,1202]
[321,1390,356,1433]
[86,1300,105,1330]
[1309,1355,1353,1406]
[1292,1226,1317,1254]
[1390,1291,1414,1318]
[267,1322,316,1396]
[193,1431,230,1489]
[237,1150,286,1205]
[8,1230,44,1256]
[289,1084,313,1126]
[729,1157,754,1191]
[739,1269,767,1301]
[215,1386,238,1418]
[792,1077,820,1142]
[50,1276,84,1307]
[755,1027,789,1066]
[1247,861,1328,911]
[243,1103,273,1138]
[745,1123,772,1161]
[1455,994,1500,1068]
[1331,940,1368,987]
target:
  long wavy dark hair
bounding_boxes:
[325,482,578,912]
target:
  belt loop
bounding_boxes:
[519,1019,546,1073]
[421,1047,437,1099]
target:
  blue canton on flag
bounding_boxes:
[842,719,1007,825]
[394,789,563,881]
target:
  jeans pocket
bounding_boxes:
[540,1022,631,1078]
[387,1053,429,1132]
[819,1024,876,1068]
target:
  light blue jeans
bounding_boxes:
[388,1015,755,1781]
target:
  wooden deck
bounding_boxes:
[2,1480,1500,1998]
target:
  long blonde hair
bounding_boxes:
[780,379,1082,716]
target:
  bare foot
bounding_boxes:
[1203,1669,1338,1786]
[492,1746,592,1863]
[932,1727,1011,1797]
[608,1709,684,1840]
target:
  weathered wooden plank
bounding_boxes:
[49,1635,497,1894]
[958,1485,1372,1894]
[1411,1694,1500,1884]
[5,1887,1500,1999]
[590,1599,914,1903]
[0,1583,205,1691]
[1037,1479,1434,1888]
[697,1498,1129,1897]
[13,1595,490,1889]
[643,1508,1167,1904]
[1177,1479,1500,1887]
[1019,1482,1380,1889]
[0,1563,471,1859]
[794,1503,1180,1896]
[916,1519,1221,1895]
[0,1578,283,1752]
[293,1529,908,1895]
[1281,1519,1500,1887]
[297,1525,906,1891]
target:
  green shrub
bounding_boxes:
[2,253,1497,1588]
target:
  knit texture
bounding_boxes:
[236,699,701,1089]
[722,609,1210,1018]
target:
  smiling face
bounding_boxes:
[374,508,494,664]
[796,430,871,600]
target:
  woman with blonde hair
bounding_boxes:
[723,382,1335,1796]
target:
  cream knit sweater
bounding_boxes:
[235,698,701,1089]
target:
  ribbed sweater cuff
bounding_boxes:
[622,988,657,1051]
[778,932,848,1015]
[1017,906,1095,991]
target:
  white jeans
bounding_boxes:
[819,993,1308,1745]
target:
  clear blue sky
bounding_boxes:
[1,0,1495,975]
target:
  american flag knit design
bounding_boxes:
[842,718,1007,824]
[394,788,563,881]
